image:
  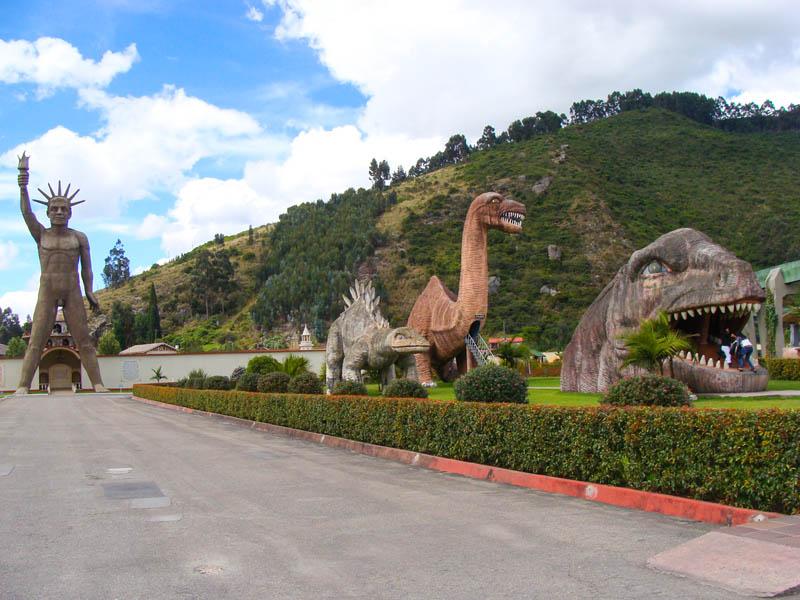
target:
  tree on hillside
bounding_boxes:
[443,134,471,163]
[189,248,236,318]
[0,307,23,344]
[390,165,407,185]
[248,225,254,245]
[146,282,162,342]
[102,239,130,288]
[369,158,391,190]
[111,301,135,350]
[477,125,498,150]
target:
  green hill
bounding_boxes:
[96,108,800,351]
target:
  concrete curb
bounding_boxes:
[131,395,780,526]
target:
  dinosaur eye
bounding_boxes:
[641,260,669,276]
[397,334,405,340]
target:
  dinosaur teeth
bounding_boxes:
[679,350,686,358]
[753,303,761,312]
[715,359,721,369]
[687,309,695,317]
[710,305,717,314]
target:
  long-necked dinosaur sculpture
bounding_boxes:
[561,228,768,394]
[407,192,526,386]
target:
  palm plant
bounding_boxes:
[150,366,167,382]
[618,312,693,376]
[281,354,310,377]
[495,342,532,369]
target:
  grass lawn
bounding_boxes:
[367,377,800,410]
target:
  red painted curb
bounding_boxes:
[131,395,781,526]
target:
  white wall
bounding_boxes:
[0,349,326,392]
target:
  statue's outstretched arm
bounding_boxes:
[78,232,100,311]
[18,153,43,242]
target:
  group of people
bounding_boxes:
[717,331,756,372]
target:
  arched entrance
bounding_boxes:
[39,348,82,391]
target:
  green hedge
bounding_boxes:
[763,358,800,380]
[132,384,800,514]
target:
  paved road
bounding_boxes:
[0,394,740,599]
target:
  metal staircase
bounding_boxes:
[465,333,495,366]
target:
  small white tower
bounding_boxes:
[299,325,313,350]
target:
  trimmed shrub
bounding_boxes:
[236,371,260,391]
[204,375,231,390]
[604,375,691,407]
[454,364,527,403]
[186,368,207,389]
[288,372,323,394]
[257,371,290,393]
[332,380,368,396]
[763,358,800,380]
[230,366,246,384]
[132,383,800,514]
[246,355,281,375]
[383,378,428,398]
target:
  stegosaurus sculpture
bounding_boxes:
[326,279,429,391]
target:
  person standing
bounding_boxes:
[736,333,756,372]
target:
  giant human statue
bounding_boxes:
[15,153,108,394]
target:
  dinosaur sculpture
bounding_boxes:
[561,228,768,394]
[406,191,526,386]
[326,279,429,391]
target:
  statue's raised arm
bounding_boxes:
[17,152,43,242]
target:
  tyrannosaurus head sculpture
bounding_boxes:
[469,192,526,233]
[561,228,768,394]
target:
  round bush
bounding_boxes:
[236,371,260,392]
[204,375,231,390]
[246,355,282,375]
[288,372,323,394]
[230,366,246,384]
[454,364,527,403]
[603,375,691,407]
[257,371,290,393]
[383,378,428,398]
[332,380,368,396]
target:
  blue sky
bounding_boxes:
[1,0,799,318]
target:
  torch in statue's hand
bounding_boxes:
[17,152,29,188]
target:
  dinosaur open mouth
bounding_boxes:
[500,211,525,228]
[667,299,761,370]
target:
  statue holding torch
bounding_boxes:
[15,153,108,393]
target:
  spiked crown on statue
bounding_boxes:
[35,180,84,208]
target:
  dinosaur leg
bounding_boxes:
[381,364,396,389]
[438,359,460,383]
[455,350,468,376]
[342,349,366,383]
[413,352,436,387]
[325,328,343,392]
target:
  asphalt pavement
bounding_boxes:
[0,393,746,599]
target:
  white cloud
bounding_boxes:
[246,4,264,22]
[0,273,39,318]
[0,241,19,270]
[0,37,138,97]
[1,85,269,220]
[271,0,800,140]
[158,177,282,257]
